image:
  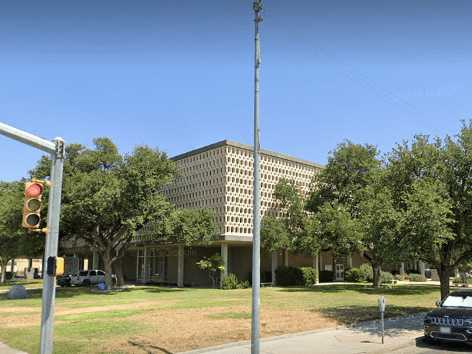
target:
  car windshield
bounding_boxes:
[442,295,472,308]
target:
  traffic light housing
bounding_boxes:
[22,181,44,229]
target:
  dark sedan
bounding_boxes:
[56,274,72,287]
[424,290,472,345]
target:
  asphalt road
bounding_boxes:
[390,337,471,354]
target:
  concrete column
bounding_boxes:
[418,261,426,277]
[92,251,99,270]
[143,247,148,283]
[400,262,405,275]
[271,251,278,286]
[283,250,289,267]
[313,252,320,285]
[177,245,184,288]
[136,249,140,282]
[221,244,229,287]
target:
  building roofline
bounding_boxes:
[171,140,324,169]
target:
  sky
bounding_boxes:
[1,0,470,181]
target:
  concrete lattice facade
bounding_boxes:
[163,140,322,241]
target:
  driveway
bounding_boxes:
[0,342,26,354]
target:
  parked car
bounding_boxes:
[57,274,72,287]
[70,270,114,286]
[424,290,472,345]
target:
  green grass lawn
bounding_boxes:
[0,283,441,354]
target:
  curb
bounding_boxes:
[179,326,341,354]
[179,313,427,354]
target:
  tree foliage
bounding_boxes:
[307,141,380,214]
[308,142,401,287]
[0,182,43,283]
[388,123,472,298]
[32,138,177,288]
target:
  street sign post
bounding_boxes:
[378,296,386,344]
[0,122,64,354]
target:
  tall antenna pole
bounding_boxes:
[251,1,262,354]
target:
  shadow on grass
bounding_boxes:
[0,284,184,301]
[415,336,472,352]
[318,304,430,326]
[0,280,41,287]
[128,339,174,354]
[279,284,439,296]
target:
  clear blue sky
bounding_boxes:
[1,0,470,181]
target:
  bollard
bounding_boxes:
[378,296,386,344]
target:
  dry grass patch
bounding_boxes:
[105,305,337,353]
[0,284,439,353]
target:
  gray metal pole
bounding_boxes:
[0,122,56,154]
[39,138,65,354]
[251,1,262,354]
[0,122,65,354]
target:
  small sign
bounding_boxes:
[378,296,386,313]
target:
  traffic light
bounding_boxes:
[22,180,44,229]
[46,256,64,276]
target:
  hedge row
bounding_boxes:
[275,266,325,287]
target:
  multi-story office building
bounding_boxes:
[124,140,327,286]
[63,140,425,285]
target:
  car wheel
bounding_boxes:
[82,279,91,287]
[423,336,438,346]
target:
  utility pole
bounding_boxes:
[0,122,64,354]
[251,1,262,354]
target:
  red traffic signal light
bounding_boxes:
[25,182,43,198]
[22,181,44,229]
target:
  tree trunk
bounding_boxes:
[102,252,114,290]
[439,266,450,300]
[113,258,125,288]
[0,263,6,284]
[372,263,382,288]
[28,258,33,272]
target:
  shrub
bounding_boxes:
[359,264,373,282]
[380,271,394,284]
[222,273,250,290]
[345,268,363,282]
[394,273,408,281]
[222,273,240,290]
[409,273,427,282]
[238,280,250,289]
[319,270,334,282]
[275,266,303,286]
[300,267,318,287]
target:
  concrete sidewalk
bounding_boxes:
[182,314,426,354]
[0,342,26,354]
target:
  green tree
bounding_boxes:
[357,178,402,287]
[307,141,380,214]
[400,180,455,299]
[196,254,224,288]
[32,138,176,289]
[261,216,290,253]
[0,182,43,283]
[388,122,472,299]
[314,202,361,259]
[161,209,217,246]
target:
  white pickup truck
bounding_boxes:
[70,269,110,286]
